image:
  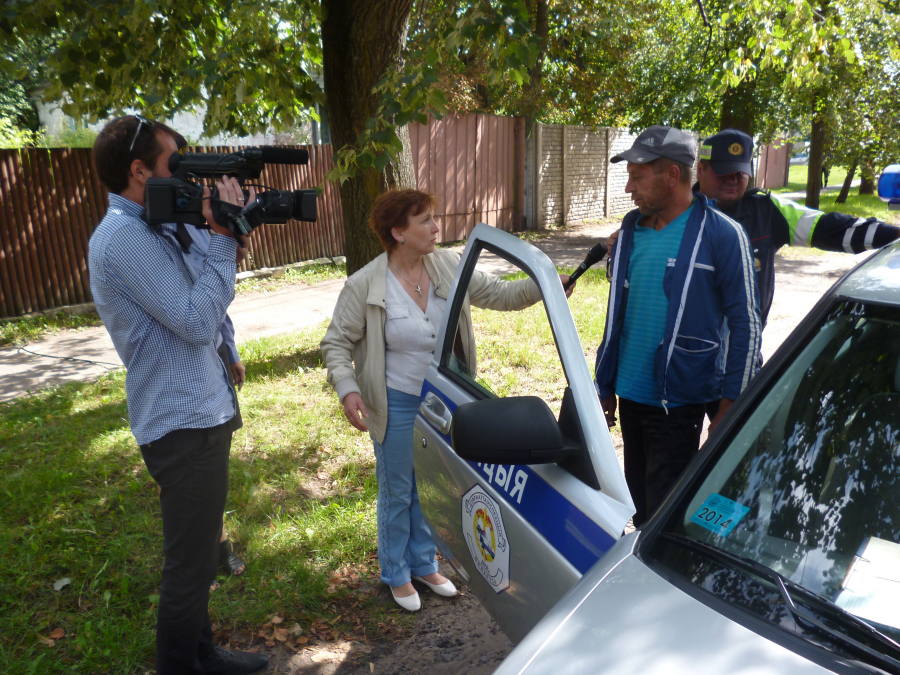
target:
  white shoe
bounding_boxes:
[414,575,458,598]
[391,587,421,612]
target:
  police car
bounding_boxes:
[412,224,900,673]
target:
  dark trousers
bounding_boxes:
[140,422,233,675]
[619,398,705,528]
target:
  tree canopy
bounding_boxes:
[2,0,898,261]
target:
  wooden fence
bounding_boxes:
[410,114,524,239]
[0,144,345,317]
[0,113,522,317]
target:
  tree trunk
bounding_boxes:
[518,0,549,138]
[836,160,856,204]
[859,157,875,195]
[719,79,756,134]
[805,113,826,209]
[384,124,417,190]
[322,0,415,274]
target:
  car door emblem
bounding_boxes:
[462,485,510,593]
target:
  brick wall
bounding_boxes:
[539,125,563,225]
[532,125,638,227]
[562,126,607,222]
[606,128,639,217]
[533,124,794,231]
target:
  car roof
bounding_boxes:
[833,239,900,306]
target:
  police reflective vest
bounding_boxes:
[708,187,900,324]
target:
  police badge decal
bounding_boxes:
[461,485,510,593]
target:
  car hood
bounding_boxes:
[496,539,832,674]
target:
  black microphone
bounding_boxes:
[253,146,310,164]
[563,241,608,291]
[168,146,310,179]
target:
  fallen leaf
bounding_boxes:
[270,615,284,625]
[53,578,71,591]
[38,636,55,647]
[273,628,289,642]
[296,636,310,644]
[48,628,65,640]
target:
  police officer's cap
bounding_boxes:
[700,129,753,175]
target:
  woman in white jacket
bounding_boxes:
[321,189,554,611]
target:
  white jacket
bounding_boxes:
[321,247,541,442]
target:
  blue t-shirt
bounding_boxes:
[615,203,693,406]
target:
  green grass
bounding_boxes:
[0,312,103,347]
[814,192,900,225]
[0,268,611,673]
[235,261,346,295]
[776,164,850,193]
[772,165,899,225]
[467,270,608,412]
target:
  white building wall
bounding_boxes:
[36,101,309,146]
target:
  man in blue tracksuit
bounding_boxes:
[595,126,762,526]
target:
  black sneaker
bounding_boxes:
[200,646,268,674]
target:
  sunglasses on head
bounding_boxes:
[128,114,153,153]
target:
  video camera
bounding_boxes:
[144,146,317,235]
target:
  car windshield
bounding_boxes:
[658,300,900,641]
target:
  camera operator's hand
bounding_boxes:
[230,361,246,390]
[203,177,256,238]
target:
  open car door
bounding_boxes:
[413,224,634,642]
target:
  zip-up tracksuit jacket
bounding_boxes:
[595,194,763,408]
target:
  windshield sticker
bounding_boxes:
[462,485,510,593]
[690,493,750,536]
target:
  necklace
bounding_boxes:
[391,261,427,296]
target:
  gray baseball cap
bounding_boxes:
[610,125,697,166]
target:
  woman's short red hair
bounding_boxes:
[368,189,437,252]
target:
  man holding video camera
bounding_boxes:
[88,115,267,675]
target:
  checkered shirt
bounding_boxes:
[88,194,238,445]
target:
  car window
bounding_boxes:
[654,300,900,641]
[442,246,569,415]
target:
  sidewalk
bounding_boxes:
[0,220,864,402]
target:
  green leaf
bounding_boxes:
[93,73,111,92]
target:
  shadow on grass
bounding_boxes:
[0,425,381,672]
[243,345,324,381]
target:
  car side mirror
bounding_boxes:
[451,396,577,464]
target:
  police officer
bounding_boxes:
[696,129,900,324]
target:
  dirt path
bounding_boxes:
[264,578,511,674]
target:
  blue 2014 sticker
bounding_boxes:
[690,493,750,536]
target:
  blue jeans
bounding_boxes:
[373,388,439,587]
